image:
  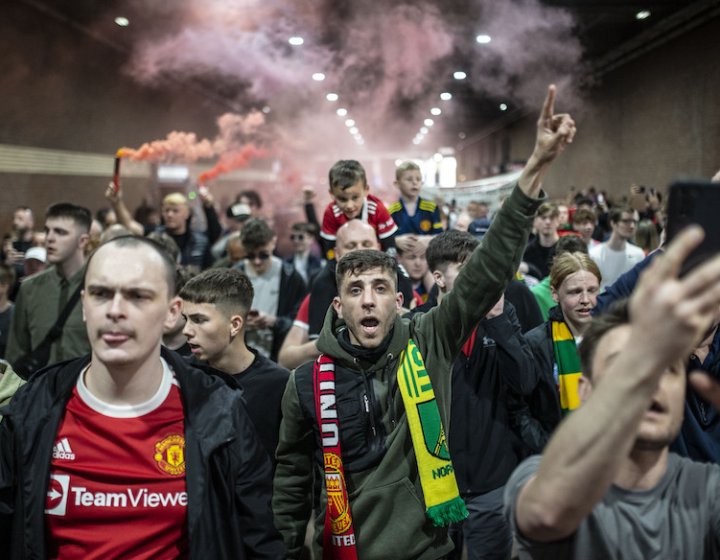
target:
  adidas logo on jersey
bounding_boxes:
[53,438,76,461]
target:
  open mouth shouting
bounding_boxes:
[645,399,666,418]
[360,317,380,336]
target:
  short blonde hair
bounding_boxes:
[162,192,188,206]
[395,161,421,180]
[550,252,601,291]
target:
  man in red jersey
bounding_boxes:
[0,235,284,559]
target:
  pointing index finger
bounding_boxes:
[540,84,557,123]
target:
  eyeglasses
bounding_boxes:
[619,219,638,225]
[246,251,271,261]
[290,233,306,241]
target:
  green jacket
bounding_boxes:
[0,361,24,420]
[272,184,541,559]
[5,266,89,367]
[530,275,554,321]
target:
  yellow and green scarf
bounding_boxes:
[398,339,468,527]
[551,320,582,413]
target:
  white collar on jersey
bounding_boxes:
[76,358,178,418]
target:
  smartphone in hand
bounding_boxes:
[666,181,720,274]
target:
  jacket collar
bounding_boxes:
[548,304,566,323]
[161,347,240,453]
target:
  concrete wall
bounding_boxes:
[457,15,720,202]
[0,2,234,232]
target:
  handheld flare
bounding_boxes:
[112,150,123,193]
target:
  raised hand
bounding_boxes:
[105,182,121,204]
[302,185,316,203]
[533,85,576,166]
[519,84,576,198]
[198,185,215,207]
[628,226,720,370]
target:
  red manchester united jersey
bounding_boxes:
[45,360,188,559]
[320,193,398,242]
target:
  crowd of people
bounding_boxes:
[0,85,719,559]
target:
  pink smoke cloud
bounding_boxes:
[117,109,266,162]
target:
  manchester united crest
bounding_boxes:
[324,452,353,534]
[154,434,186,476]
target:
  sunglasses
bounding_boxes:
[246,251,272,261]
[290,233,306,241]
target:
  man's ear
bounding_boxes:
[396,291,404,311]
[230,314,245,338]
[78,232,90,251]
[332,296,343,319]
[578,375,593,404]
[432,269,445,291]
[551,286,559,304]
[164,296,183,331]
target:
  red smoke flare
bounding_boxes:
[117,132,214,163]
[198,144,267,184]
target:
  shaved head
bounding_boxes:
[335,219,380,259]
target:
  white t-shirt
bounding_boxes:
[245,256,282,358]
[589,242,645,290]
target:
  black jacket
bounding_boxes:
[504,278,544,334]
[235,260,307,361]
[0,348,285,559]
[283,253,324,289]
[450,303,537,495]
[189,348,290,465]
[514,305,565,453]
[157,204,222,270]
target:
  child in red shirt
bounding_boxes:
[319,159,398,259]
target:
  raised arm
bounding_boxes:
[302,185,321,237]
[424,85,573,364]
[515,226,720,542]
[278,321,320,370]
[105,184,145,236]
[198,188,223,245]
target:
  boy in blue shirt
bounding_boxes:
[388,161,444,235]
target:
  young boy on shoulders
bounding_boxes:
[388,161,443,236]
[319,159,398,259]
